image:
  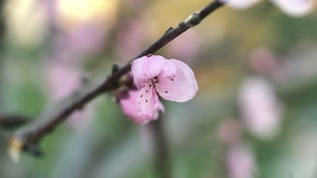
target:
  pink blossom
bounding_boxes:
[270,0,314,17]
[249,47,279,75]
[131,55,198,120]
[227,144,257,178]
[167,29,201,64]
[221,0,261,9]
[218,118,243,146]
[118,90,164,124]
[115,20,145,60]
[46,61,80,101]
[238,77,282,139]
[222,0,314,17]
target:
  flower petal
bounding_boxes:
[152,99,165,120]
[270,0,313,17]
[220,0,261,9]
[137,81,160,119]
[156,59,198,102]
[131,55,166,89]
[157,59,177,78]
[119,90,149,124]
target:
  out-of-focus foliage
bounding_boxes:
[0,0,317,177]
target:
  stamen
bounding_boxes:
[146,90,148,93]
[146,100,148,103]
[140,94,143,98]
[171,78,174,81]
[149,84,152,87]
[165,91,168,93]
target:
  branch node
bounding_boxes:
[184,12,201,27]
[8,137,23,163]
[74,103,84,110]
[111,64,119,74]
[164,27,174,35]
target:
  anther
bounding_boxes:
[165,91,168,93]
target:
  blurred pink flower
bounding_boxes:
[218,118,243,146]
[227,144,257,178]
[249,47,279,74]
[47,61,80,101]
[54,22,107,59]
[222,0,314,17]
[131,55,198,120]
[115,20,145,60]
[238,77,282,139]
[42,0,57,25]
[118,90,164,124]
[167,29,201,64]
[46,60,93,129]
[270,0,314,17]
[222,0,261,9]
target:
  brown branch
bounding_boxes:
[0,115,30,130]
[10,0,225,156]
[149,114,172,178]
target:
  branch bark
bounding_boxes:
[149,115,171,178]
[0,115,30,129]
[10,0,225,156]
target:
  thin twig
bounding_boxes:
[149,115,171,178]
[0,115,30,130]
[10,0,225,156]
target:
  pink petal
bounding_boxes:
[157,59,177,78]
[137,81,161,119]
[119,90,149,124]
[220,0,261,9]
[152,100,165,119]
[270,0,313,17]
[131,55,166,89]
[156,59,198,102]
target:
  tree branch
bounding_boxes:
[0,115,30,130]
[149,115,171,178]
[9,0,225,157]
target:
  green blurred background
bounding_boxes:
[0,0,317,177]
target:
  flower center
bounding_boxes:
[151,76,159,89]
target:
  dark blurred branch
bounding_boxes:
[0,0,6,46]
[149,115,171,178]
[10,0,225,156]
[0,115,30,129]
[0,0,7,110]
